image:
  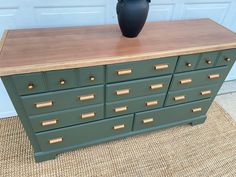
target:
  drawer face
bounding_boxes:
[197,51,219,69]
[36,114,134,151]
[170,66,227,91]
[106,94,166,117]
[46,69,77,91]
[21,85,104,116]
[216,49,236,67]
[175,54,200,73]
[165,84,219,106]
[29,104,104,132]
[133,99,211,131]
[12,73,46,95]
[106,75,171,102]
[77,65,105,87]
[106,57,177,83]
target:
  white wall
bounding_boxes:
[0,0,236,118]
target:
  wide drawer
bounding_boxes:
[133,99,212,131]
[165,84,219,106]
[106,57,177,83]
[21,85,104,116]
[106,94,166,117]
[106,75,171,102]
[216,49,236,67]
[36,114,134,151]
[169,66,227,91]
[29,104,104,132]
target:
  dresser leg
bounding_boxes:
[191,115,207,126]
[34,152,57,163]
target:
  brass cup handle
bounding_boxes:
[79,94,95,101]
[48,137,63,144]
[143,118,154,124]
[208,74,220,79]
[113,124,125,130]
[81,112,96,119]
[174,95,186,101]
[150,83,163,90]
[116,89,130,96]
[180,78,192,84]
[154,64,169,70]
[146,100,158,107]
[35,101,53,109]
[41,119,58,126]
[201,90,211,96]
[117,69,132,75]
[114,106,127,113]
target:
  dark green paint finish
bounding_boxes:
[165,84,219,106]
[197,51,219,69]
[175,54,200,73]
[12,73,46,96]
[133,99,211,131]
[106,93,166,117]
[36,114,134,152]
[106,75,171,102]
[21,85,104,116]
[170,66,228,91]
[29,104,104,132]
[216,49,236,67]
[106,57,178,83]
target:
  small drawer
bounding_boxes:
[106,57,177,83]
[165,84,219,106]
[216,49,236,67]
[133,99,211,131]
[106,75,171,102]
[106,94,166,117]
[175,54,200,73]
[169,66,227,91]
[12,73,46,95]
[21,85,104,116]
[29,104,104,132]
[46,69,77,91]
[36,114,133,151]
[196,51,219,69]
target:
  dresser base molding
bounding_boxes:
[34,115,206,162]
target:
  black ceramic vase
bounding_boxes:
[117,0,151,38]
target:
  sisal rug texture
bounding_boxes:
[1,102,236,177]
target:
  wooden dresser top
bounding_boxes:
[1,19,236,76]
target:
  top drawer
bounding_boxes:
[216,49,236,67]
[106,57,178,83]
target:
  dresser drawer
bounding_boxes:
[106,75,171,102]
[21,85,104,116]
[106,57,177,83]
[36,114,134,151]
[29,104,104,132]
[12,73,46,95]
[216,49,236,67]
[175,54,200,73]
[133,99,211,131]
[165,84,219,106]
[196,51,219,69]
[106,94,166,117]
[170,66,227,91]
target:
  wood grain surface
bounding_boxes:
[1,19,236,76]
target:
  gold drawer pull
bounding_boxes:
[59,79,65,85]
[150,83,163,90]
[174,95,185,101]
[28,83,34,90]
[90,76,96,81]
[114,106,127,113]
[143,118,154,124]
[208,74,220,79]
[81,112,96,119]
[206,60,212,64]
[146,100,158,107]
[35,101,53,109]
[41,119,58,126]
[186,63,192,67]
[192,107,202,113]
[113,124,125,130]
[180,78,192,84]
[116,89,130,96]
[79,94,95,101]
[201,90,211,96]
[225,57,231,62]
[155,64,169,70]
[49,137,63,144]
[117,69,132,75]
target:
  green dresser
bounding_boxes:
[1,19,236,162]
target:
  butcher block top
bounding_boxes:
[1,18,236,76]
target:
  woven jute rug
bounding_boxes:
[1,102,236,177]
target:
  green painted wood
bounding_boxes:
[165,84,219,106]
[12,72,46,96]
[175,53,200,73]
[106,75,171,102]
[197,51,219,69]
[106,93,166,117]
[36,114,134,152]
[133,99,211,131]
[21,85,104,116]
[216,49,236,67]
[29,104,104,132]
[106,57,178,83]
